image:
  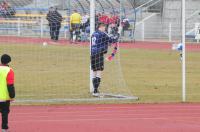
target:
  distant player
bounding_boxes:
[90,23,119,96]
[172,42,183,61]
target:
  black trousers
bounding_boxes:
[70,24,81,40]
[49,24,61,41]
[0,101,10,129]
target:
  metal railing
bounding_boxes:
[1,17,197,42]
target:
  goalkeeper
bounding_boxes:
[90,23,119,96]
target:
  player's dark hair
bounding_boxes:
[98,22,106,28]
[1,54,11,64]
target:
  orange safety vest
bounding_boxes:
[0,66,11,101]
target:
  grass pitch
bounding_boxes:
[0,43,200,104]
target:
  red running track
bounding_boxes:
[6,104,200,132]
[1,36,200,51]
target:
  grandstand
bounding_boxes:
[0,0,199,42]
[0,0,165,40]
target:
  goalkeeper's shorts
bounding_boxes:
[91,53,104,71]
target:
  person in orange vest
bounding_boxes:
[0,54,15,132]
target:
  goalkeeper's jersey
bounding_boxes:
[91,30,117,55]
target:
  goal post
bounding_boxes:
[89,0,95,93]
[181,0,186,102]
[194,23,200,42]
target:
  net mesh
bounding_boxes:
[2,0,200,104]
[0,0,138,104]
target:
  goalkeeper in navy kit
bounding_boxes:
[90,23,119,96]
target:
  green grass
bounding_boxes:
[121,48,200,103]
[0,43,200,104]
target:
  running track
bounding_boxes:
[1,36,200,131]
[0,36,200,51]
[9,104,200,132]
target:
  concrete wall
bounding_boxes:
[134,0,200,41]
[162,0,200,40]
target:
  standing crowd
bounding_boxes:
[0,1,15,18]
[68,10,121,43]
[46,7,125,43]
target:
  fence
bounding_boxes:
[0,15,198,42]
[0,16,69,38]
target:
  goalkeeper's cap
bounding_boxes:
[1,54,11,64]
[98,22,106,28]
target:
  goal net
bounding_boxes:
[0,0,138,104]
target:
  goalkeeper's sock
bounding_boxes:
[94,77,101,93]
[92,78,98,93]
[96,77,101,89]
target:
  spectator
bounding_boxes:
[80,12,89,41]
[109,13,120,27]
[70,10,82,43]
[121,18,130,30]
[6,6,16,17]
[0,4,6,17]
[95,13,101,30]
[121,18,130,36]
[98,12,109,32]
[0,1,15,18]
[46,7,63,42]
[108,13,119,35]
[81,12,89,32]
[1,1,9,11]
[109,23,119,36]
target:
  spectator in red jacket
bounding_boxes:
[109,13,119,25]
[98,12,109,32]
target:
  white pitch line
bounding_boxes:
[9,117,177,123]
[12,107,200,115]
[9,116,200,124]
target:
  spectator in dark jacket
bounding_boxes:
[46,7,63,41]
